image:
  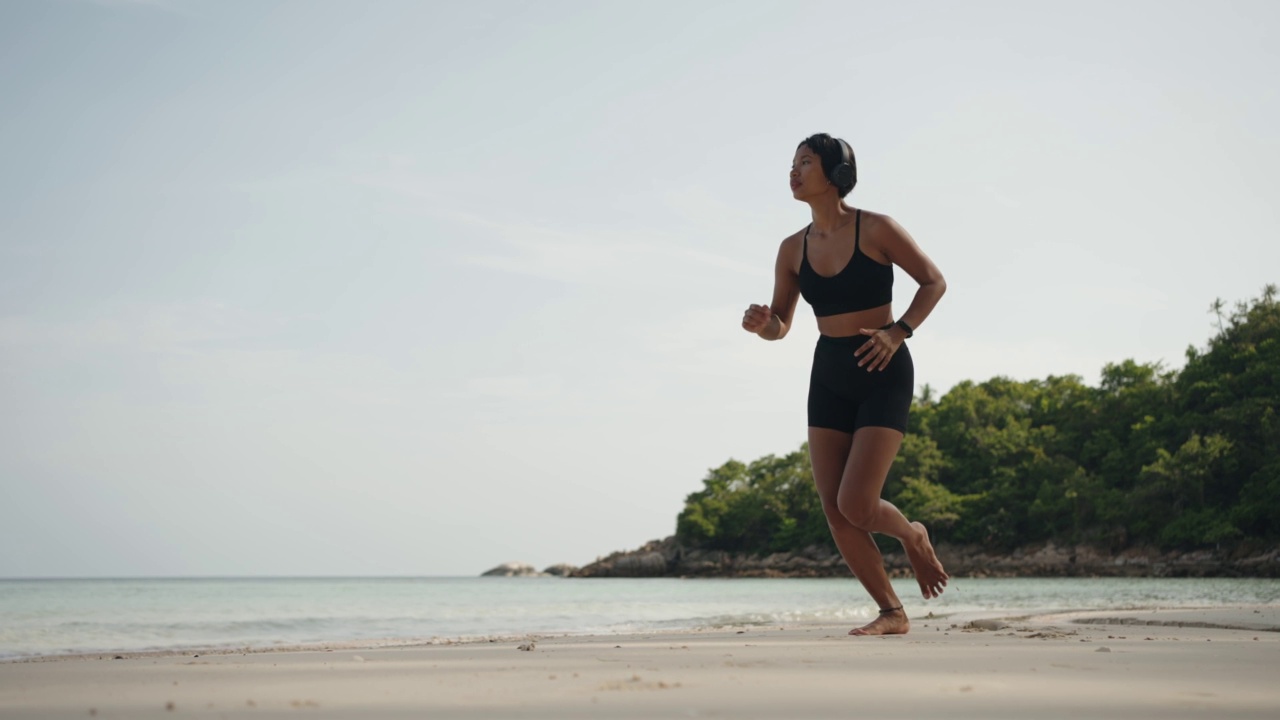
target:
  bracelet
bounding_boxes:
[894,319,914,338]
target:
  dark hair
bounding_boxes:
[798,133,857,197]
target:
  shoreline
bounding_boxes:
[2,606,1277,719]
[6,604,1277,665]
[6,574,1279,666]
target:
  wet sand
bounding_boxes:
[2,607,1277,719]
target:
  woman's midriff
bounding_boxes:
[815,303,894,338]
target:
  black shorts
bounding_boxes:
[807,330,914,434]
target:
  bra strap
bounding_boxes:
[854,209,861,252]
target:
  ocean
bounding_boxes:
[2,576,1278,661]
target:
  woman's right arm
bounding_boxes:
[742,234,801,341]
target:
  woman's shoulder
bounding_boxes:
[774,226,808,272]
[851,206,893,228]
[777,225,808,251]
[856,208,910,242]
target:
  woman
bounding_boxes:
[741,133,949,636]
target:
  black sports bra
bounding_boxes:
[797,210,893,317]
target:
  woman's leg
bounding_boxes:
[837,426,949,602]
[808,427,907,635]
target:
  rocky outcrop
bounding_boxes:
[573,537,1280,579]
[575,537,849,578]
[542,564,579,577]
[481,562,543,577]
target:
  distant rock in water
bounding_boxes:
[542,564,578,577]
[481,562,543,577]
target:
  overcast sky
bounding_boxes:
[2,0,1277,578]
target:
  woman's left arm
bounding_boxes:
[853,214,947,371]
[879,214,946,337]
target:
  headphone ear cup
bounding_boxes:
[830,163,854,188]
[831,138,856,191]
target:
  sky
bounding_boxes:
[1,0,1277,578]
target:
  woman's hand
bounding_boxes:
[742,303,773,334]
[854,326,904,371]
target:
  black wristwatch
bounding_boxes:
[894,319,914,338]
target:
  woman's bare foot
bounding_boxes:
[905,521,949,599]
[849,607,909,636]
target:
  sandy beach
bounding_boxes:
[1,606,1277,719]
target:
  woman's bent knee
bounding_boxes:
[820,500,844,524]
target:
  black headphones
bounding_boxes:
[829,138,857,191]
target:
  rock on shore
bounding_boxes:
[572,536,1280,579]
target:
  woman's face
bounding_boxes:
[790,145,828,198]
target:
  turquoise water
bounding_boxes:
[2,576,1277,660]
